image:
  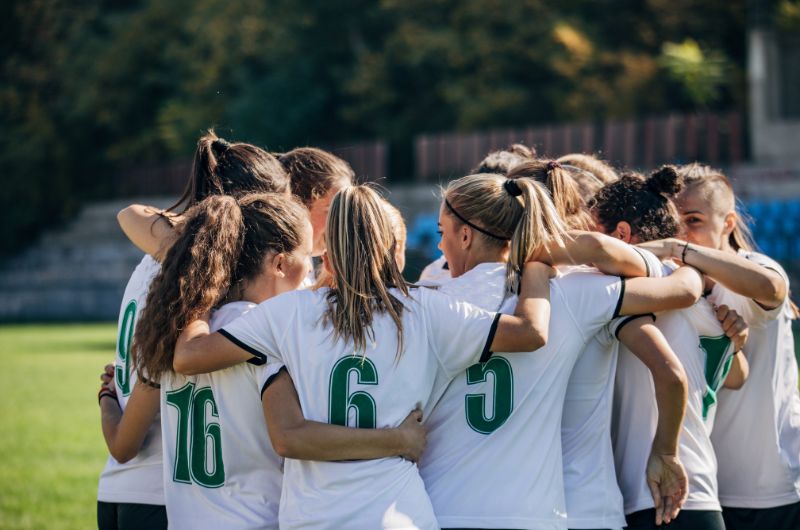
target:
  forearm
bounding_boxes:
[100,397,126,460]
[493,263,552,352]
[619,321,687,455]
[543,232,647,277]
[117,204,177,260]
[620,267,703,316]
[678,243,786,308]
[271,421,405,461]
[723,352,748,389]
[174,319,253,375]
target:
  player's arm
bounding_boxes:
[173,314,255,375]
[490,262,553,353]
[117,204,181,261]
[263,370,426,462]
[716,304,750,390]
[98,369,160,463]
[539,231,648,278]
[617,318,688,525]
[638,238,787,309]
[618,266,703,316]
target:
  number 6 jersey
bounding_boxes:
[220,286,501,530]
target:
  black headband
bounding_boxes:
[444,198,509,241]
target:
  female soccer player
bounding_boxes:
[418,164,700,530]
[97,130,290,530]
[639,164,799,530]
[174,184,557,530]
[594,166,749,530]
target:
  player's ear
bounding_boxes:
[268,252,287,278]
[723,211,736,237]
[461,225,473,250]
[322,252,332,275]
[615,221,632,243]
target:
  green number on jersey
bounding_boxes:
[329,356,378,428]
[700,334,734,419]
[165,382,225,488]
[465,357,514,434]
[115,300,136,397]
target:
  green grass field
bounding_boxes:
[0,324,117,530]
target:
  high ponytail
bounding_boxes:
[507,178,567,293]
[166,129,290,214]
[507,159,594,231]
[444,173,567,294]
[133,195,245,383]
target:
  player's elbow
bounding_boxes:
[671,273,703,309]
[172,351,200,376]
[110,444,138,464]
[758,275,787,308]
[269,431,300,459]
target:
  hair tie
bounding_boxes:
[211,138,231,155]
[547,160,562,171]
[504,178,523,197]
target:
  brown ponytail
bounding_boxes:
[472,144,537,175]
[133,193,309,382]
[507,159,593,231]
[167,130,290,214]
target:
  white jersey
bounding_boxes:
[612,286,730,514]
[97,255,164,505]
[708,250,800,508]
[161,302,283,530]
[221,286,500,530]
[418,255,451,286]
[562,248,664,530]
[420,263,625,530]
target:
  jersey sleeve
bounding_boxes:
[557,272,625,340]
[632,247,667,278]
[219,295,296,366]
[420,288,500,379]
[256,363,287,398]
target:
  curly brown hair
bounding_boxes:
[592,165,683,243]
[133,193,308,383]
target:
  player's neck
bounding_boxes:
[463,245,508,272]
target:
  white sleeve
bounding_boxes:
[420,288,500,379]
[256,363,287,398]
[219,296,295,366]
[632,247,667,278]
[557,272,625,340]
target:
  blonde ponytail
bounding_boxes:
[324,186,409,357]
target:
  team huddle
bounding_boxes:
[95,132,800,530]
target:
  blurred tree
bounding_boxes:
[1,0,747,256]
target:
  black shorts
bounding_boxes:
[625,508,725,530]
[721,501,800,530]
[97,501,167,530]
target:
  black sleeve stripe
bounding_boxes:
[138,374,161,389]
[219,328,267,365]
[631,246,650,277]
[479,313,502,363]
[442,261,450,270]
[614,313,656,339]
[612,277,626,319]
[261,366,288,398]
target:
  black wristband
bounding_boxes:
[98,391,118,405]
[681,241,690,264]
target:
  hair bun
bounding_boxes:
[646,165,682,196]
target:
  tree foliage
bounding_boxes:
[2,0,747,255]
